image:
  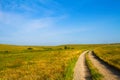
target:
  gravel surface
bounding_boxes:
[73,51,91,80]
[88,51,120,80]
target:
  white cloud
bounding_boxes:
[0,11,67,35]
[0,0,65,17]
[0,12,26,27]
[0,11,91,45]
[0,0,89,45]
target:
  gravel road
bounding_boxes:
[88,51,120,80]
[73,51,91,80]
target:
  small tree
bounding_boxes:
[64,46,67,49]
[27,47,33,50]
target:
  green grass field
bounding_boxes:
[0,44,120,80]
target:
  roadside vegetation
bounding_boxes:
[94,44,120,70]
[85,52,103,80]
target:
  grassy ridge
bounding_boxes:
[94,44,120,70]
[85,52,103,80]
[0,44,83,80]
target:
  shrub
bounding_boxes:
[27,48,33,50]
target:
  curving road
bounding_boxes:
[73,51,91,80]
[88,51,120,80]
[73,50,120,80]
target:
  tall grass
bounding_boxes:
[1,44,119,79]
[94,44,120,70]
[0,44,82,80]
[64,54,80,80]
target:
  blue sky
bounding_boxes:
[0,0,120,45]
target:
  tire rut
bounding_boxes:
[88,51,120,80]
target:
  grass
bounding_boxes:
[94,44,120,70]
[0,43,120,80]
[85,52,103,80]
[0,44,83,80]
[64,55,79,80]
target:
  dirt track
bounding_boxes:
[88,51,120,80]
[73,51,120,80]
[73,51,91,80]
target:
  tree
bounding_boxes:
[27,47,33,50]
[64,46,67,49]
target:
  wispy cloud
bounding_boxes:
[0,10,88,45]
[0,11,64,33]
[0,12,26,27]
[0,0,65,17]
[0,0,94,45]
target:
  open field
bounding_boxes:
[0,44,84,80]
[0,44,120,80]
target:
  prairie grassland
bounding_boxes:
[0,44,83,80]
[1,44,119,80]
[94,44,120,70]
